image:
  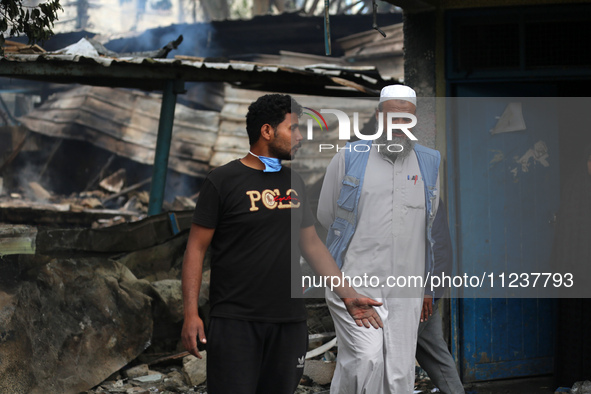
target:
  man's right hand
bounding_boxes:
[342,296,384,329]
[181,314,207,358]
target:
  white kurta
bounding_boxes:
[317,145,439,394]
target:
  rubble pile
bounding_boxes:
[83,363,335,394]
[0,167,196,229]
[0,207,197,393]
[83,358,207,394]
[0,257,153,393]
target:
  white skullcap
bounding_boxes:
[379,85,417,106]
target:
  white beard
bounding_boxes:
[374,131,415,161]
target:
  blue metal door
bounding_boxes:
[451,83,559,382]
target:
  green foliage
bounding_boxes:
[0,0,63,55]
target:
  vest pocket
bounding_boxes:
[336,178,359,212]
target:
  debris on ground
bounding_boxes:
[414,366,437,393]
[571,380,591,394]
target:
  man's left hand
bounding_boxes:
[342,296,384,329]
[421,295,433,322]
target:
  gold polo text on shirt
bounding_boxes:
[246,189,301,211]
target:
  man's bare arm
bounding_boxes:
[299,225,383,329]
[181,223,215,358]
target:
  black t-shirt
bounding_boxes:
[192,160,315,322]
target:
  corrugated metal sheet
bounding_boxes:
[17,86,219,177]
[15,83,378,183]
[14,83,386,184]
[337,23,404,79]
[0,53,395,96]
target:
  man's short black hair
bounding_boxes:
[246,94,302,146]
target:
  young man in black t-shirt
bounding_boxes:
[181,94,383,394]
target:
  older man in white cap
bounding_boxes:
[317,85,440,393]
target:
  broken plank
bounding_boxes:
[147,351,190,366]
[102,177,151,204]
[0,225,37,256]
[0,202,137,227]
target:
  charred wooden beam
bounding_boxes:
[0,225,36,256]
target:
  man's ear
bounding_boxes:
[260,123,274,141]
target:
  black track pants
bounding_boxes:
[206,317,308,394]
